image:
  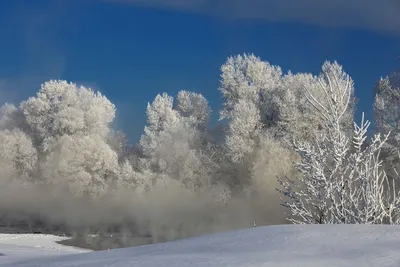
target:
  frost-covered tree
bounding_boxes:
[137,90,226,200]
[41,134,120,197]
[1,80,124,197]
[176,90,211,129]
[277,62,356,142]
[374,72,400,139]
[279,62,400,224]
[219,54,282,162]
[217,55,299,223]
[0,128,37,183]
[21,80,116,152]
[220,55,356,155]
[218,55,356,203]
[374,71,400,181]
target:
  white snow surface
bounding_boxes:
[0,233,90,265]
[3,224,400,266]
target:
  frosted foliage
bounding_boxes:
[226,99,261,162]
[374,73,400,144]
[141,125,215,191]
[0,129,37,182]
[0,103,26,131]
[278,73,324,140]
[318,61,355,127]
[278,61,355,141]
[279,62,400,224]
[42,134,119,197]
[21,80,115,150]
[140,91,211,157]
[219,56,355,164]
[373,72,400,181]
[139,91,218,194]
[145,93,180,132]
[219,54,282,121]
[139,127,159,164]
[132,169,156,192]
[176,90,211,126]
[116,160,137,189]
[280,115,400,224]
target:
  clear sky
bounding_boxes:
[0,0,399,142]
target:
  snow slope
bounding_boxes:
[3,224,400,267]
[0,234,90,265]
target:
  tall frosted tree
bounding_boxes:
[374,71,400,182]
[138,90,226,200]
[279,61,400,224]
[277,61,356,142]
[0,128,38,183]
[21,80,116,152]
[218,54,294,225]
[17,80,121,197]
[219,54,282,162]
[218,55,356,224]
[219,55,356,163]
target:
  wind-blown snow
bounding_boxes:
[0,234,90,265]
[3,224,400,267]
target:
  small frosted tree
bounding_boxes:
[0,128,38,183]
[278,61,400,224]
[137,90,225,199]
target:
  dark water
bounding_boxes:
[57,234,154,251]
[0,225,154,251]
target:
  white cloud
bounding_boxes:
[106,0,400,34]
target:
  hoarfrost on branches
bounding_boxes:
[374,72,400,182]
[278,62,400,224]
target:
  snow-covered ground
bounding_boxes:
[0,233,90,265]
[2,224,400,266]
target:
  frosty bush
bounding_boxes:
[278,61,400,224]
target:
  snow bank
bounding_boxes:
[4,224,400,267]
[0,233,90,265]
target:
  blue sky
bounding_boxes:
[0,0,399,142]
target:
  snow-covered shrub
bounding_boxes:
[279,61,400,224]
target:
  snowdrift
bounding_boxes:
[0,233,89,265]
[3,224,400,267]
